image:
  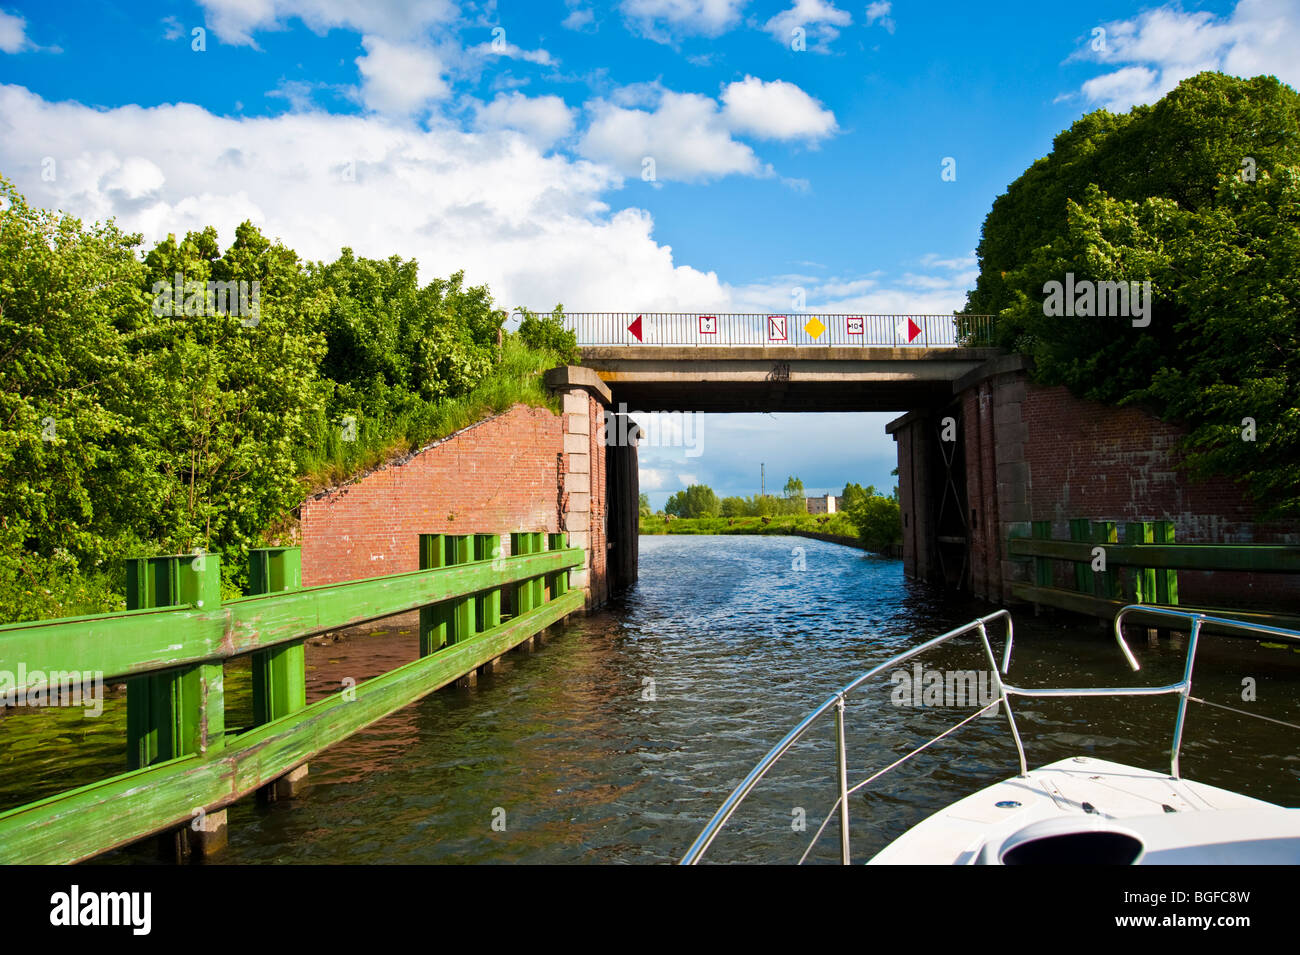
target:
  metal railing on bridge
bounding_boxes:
[555,312,996,348]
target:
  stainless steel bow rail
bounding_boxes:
[679,605,1300,865]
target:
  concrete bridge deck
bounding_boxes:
[579,345,1004,412]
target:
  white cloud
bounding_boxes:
[763,0,851,52]
[720,76,837,142]
[0,10,30,53]
[355,37,450,114]
[475,92,575,149]
[620,0,747,42]
[468,39,556,66]
[864,1,894,34]
[1075,0,1300,112]
[0,84,736,315]
[196,0,457,46]
[728,252,976,314]
[579,90,763,182]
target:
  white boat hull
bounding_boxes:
[868,756,1300,864]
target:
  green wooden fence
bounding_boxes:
[0,531,583,864]
[1008,519,1300,631]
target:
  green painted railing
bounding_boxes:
[0,532,583,863]
[1008,519,1300,630]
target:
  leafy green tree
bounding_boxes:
[720,495,751,517]
[665,484,720,518]
[517,305,578,364]
[638,492,651,518]
[846,490,903,552]
[963,72,1300,517]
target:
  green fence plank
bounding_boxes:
[0,549,584,688]
[547,533,569,598]
[1155,521,1179,606]
[1124,522,1157,603]
[250,548,306,725]
[0,588,586,865]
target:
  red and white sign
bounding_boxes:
[768,314,787,341]
[699,315,717,334]
[896,316,922,343]
[846,316,864,336]
[628,314,644,342]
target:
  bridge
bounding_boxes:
[563,312,998,412]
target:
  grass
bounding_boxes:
[639,512,862,539]
[297,335,563,494]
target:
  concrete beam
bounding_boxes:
[544,365,612,405]
[952,353,1031,395]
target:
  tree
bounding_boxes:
[638,492,651,518]
[720,496,750,517]
[845,488,903,552]
[664,484,720,518]
[961,72,1300,517]
[517,305,578,364]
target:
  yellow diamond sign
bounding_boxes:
[804,317,826,339]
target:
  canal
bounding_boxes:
[3,535,1297,863]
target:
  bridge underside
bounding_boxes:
[580,346,1001,413]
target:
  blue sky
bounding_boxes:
[1,0,1295,507]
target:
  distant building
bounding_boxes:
[805,494,842,514]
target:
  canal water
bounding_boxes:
[3,535,1298,863]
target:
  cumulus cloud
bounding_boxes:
[355,37,450,115]
[620,0,748,42]
[0,84,737,312]
[864,1,894,34]
[1074,0,1300,111]
[720,76,837,141]
[579,90,763,182]
[467,38,557,66]
[0,9,44,53]
[762,0,851,53]
[474,92,575,149]
[196,0,457,46]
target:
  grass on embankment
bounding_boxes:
[297,336,564,494]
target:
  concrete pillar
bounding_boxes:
[543,366,616,611]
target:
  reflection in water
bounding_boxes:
[4,535,1298,863]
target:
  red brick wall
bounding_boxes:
[300,405,563,586]
[1014,380,1299,609]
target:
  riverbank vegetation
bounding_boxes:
[0,178,575,622]
[963,72,1300,518]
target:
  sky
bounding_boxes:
[1,0,1296,508]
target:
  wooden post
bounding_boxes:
[530,532,545,609]
[511,532,534,617]
[1068,518,1092,593]
[1030,521,1051,614]
[250,547,308,800]
[547,533,568,600]
[124,553,226,856]
[1124,522,1157,603]
[1091,521,1119,599]
[473,534,502,631]
[419,534,449,655]
[1154,521,1179,605]
[446,535,476,645]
